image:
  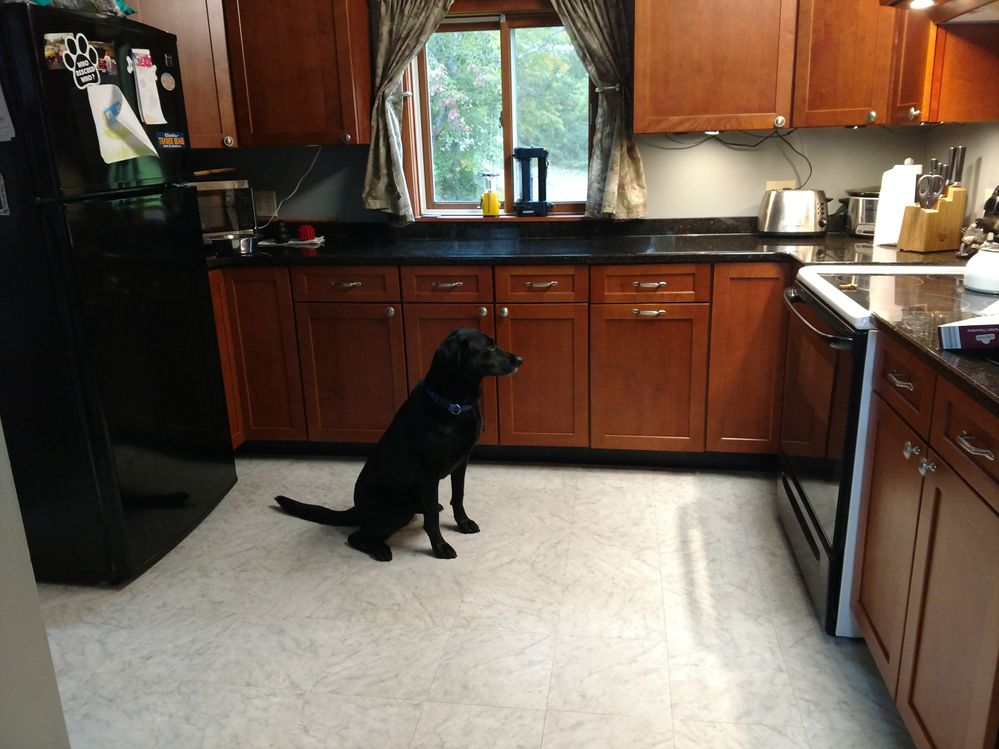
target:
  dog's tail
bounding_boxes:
[274,495,359,526]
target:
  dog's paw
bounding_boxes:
[456,518,480,534]
[433,541,457,559]
[348,533,393,562]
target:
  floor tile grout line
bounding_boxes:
[651,478,676,743]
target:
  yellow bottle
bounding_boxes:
[480,172,500,217]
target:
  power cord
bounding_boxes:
[257,145,323,229]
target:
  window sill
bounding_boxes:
[417,211,587,222]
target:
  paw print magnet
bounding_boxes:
[62,33,101,89]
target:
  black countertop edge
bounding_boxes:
[874,316,999,415]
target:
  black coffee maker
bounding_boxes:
[513,147,553,217]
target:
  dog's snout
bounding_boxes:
[512,354,523,367]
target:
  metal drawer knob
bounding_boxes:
[499,307,509,317]
[867,110,877,123]
[477,306,488,318]
[222,135,235,147]
[340,132,353,144]
[902,440,921,460]
[908,106,921,121]
[918,458,937,477]
[431,281,464,289]
[632,280,668,289]
[385,306,395,317]
[957,432,995,461]
[887,371,915,391]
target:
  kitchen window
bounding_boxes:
[408,7,590,217]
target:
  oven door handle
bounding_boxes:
[783,288,854,350]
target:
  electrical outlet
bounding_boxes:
[254,189,277,219]
[765,179,797,191]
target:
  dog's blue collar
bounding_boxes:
[420,382,474,416]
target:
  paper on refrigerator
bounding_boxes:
[873,163,921,246]
[87,84,158,163]
[0,80,15,141]
[129,49,167,125]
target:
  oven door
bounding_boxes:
[778,283,867,635]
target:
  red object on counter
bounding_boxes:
[298,224,317,241]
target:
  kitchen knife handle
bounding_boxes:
[952,146,967,186]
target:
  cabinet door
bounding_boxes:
[130,0,238,148]
[896,454,999,749]
[853,393,925,696]
[225,267,307,441]
[887,10,935,125]
[706,263,787,453]
[296,302,407,443]
[928,25,999,123]
[590,303,709,451]
[792,0,895,127]
[222,0,372,146]
[404,303,498,446]
[209,270,244,448]
[633,0,796,132]
[495,304,588,447]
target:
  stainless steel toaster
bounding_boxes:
[758,188,829,235]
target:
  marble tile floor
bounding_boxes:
[39,457,914,748]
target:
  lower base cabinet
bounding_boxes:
[590,302,709,451]
[295,301,407,443]
[495,303,589,447]
[208,269,245,448]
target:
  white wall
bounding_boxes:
[0,421,71,749]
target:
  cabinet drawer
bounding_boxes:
[400,266,493,303]
[590,264,710,303]
[930,378,999,511]
[874,334,936,437]
[291,266,400,302]
[495,265,588,303]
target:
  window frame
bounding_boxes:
[407,8,589,219]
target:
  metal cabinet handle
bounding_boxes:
[632,281,668,289]
[902,441,922,460]
[632,308,667,317]
[499,307,509,317]
[477,306,488,318]
[867,110,877,123]
[385,306,395,317]
[330,281,363,289]
[957,432,995,461]
[431,281,464,289]
[783,288,853,350]
[774,115,786,128]
[918,458,937,477]
[525,281,559,289]
[340,132,353,144]
[222,135,235,147]
[908,106,921,121]
[887,371,915,392]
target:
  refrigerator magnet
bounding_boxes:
[159,72,176,92]
[61,33,101,89]
[128,49,167,125]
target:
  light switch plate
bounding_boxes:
[254,189,277,219]
[765,179,797,191]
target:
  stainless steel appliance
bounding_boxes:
[758,188,829,235]
[0,5,236,584]
[193,179,256,241]
[778,264,964,636]
[841,187,879,237]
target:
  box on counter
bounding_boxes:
[939,316,999,350]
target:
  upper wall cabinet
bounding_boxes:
[929,24,999,122]
[887,10,936,124]
[791,0,896,127]
[633,0,797,133]
[221,0,372,146]
[129,0,239,148]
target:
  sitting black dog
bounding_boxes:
[275,328,521,561]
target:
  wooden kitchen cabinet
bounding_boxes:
[130,0,239,148]
[221,0,372,146]
[887,9,936,124]
[852,393,926,696]
[209,269,245,448]
[590,302,709,452]
[633,0,797,132]
[224,267,307,441]
[928,24,999,123]
[706,263,787,453]
[403,302,499,446]
[792,0,896,127]
[295,301,407,443]
[896,452,999,749]
[493,266,589,447]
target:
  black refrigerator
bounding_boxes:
[0,4,236,584]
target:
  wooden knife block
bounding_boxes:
[897,185,968,252]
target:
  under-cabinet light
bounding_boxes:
[909,0,934,9]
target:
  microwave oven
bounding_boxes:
[192,180,256,240]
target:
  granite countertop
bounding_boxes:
[206,231,961,268]
[864,273,999,411]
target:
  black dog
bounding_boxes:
[274,328,521,561]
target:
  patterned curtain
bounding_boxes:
[549,0,647,219]
[362,0,454,224]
